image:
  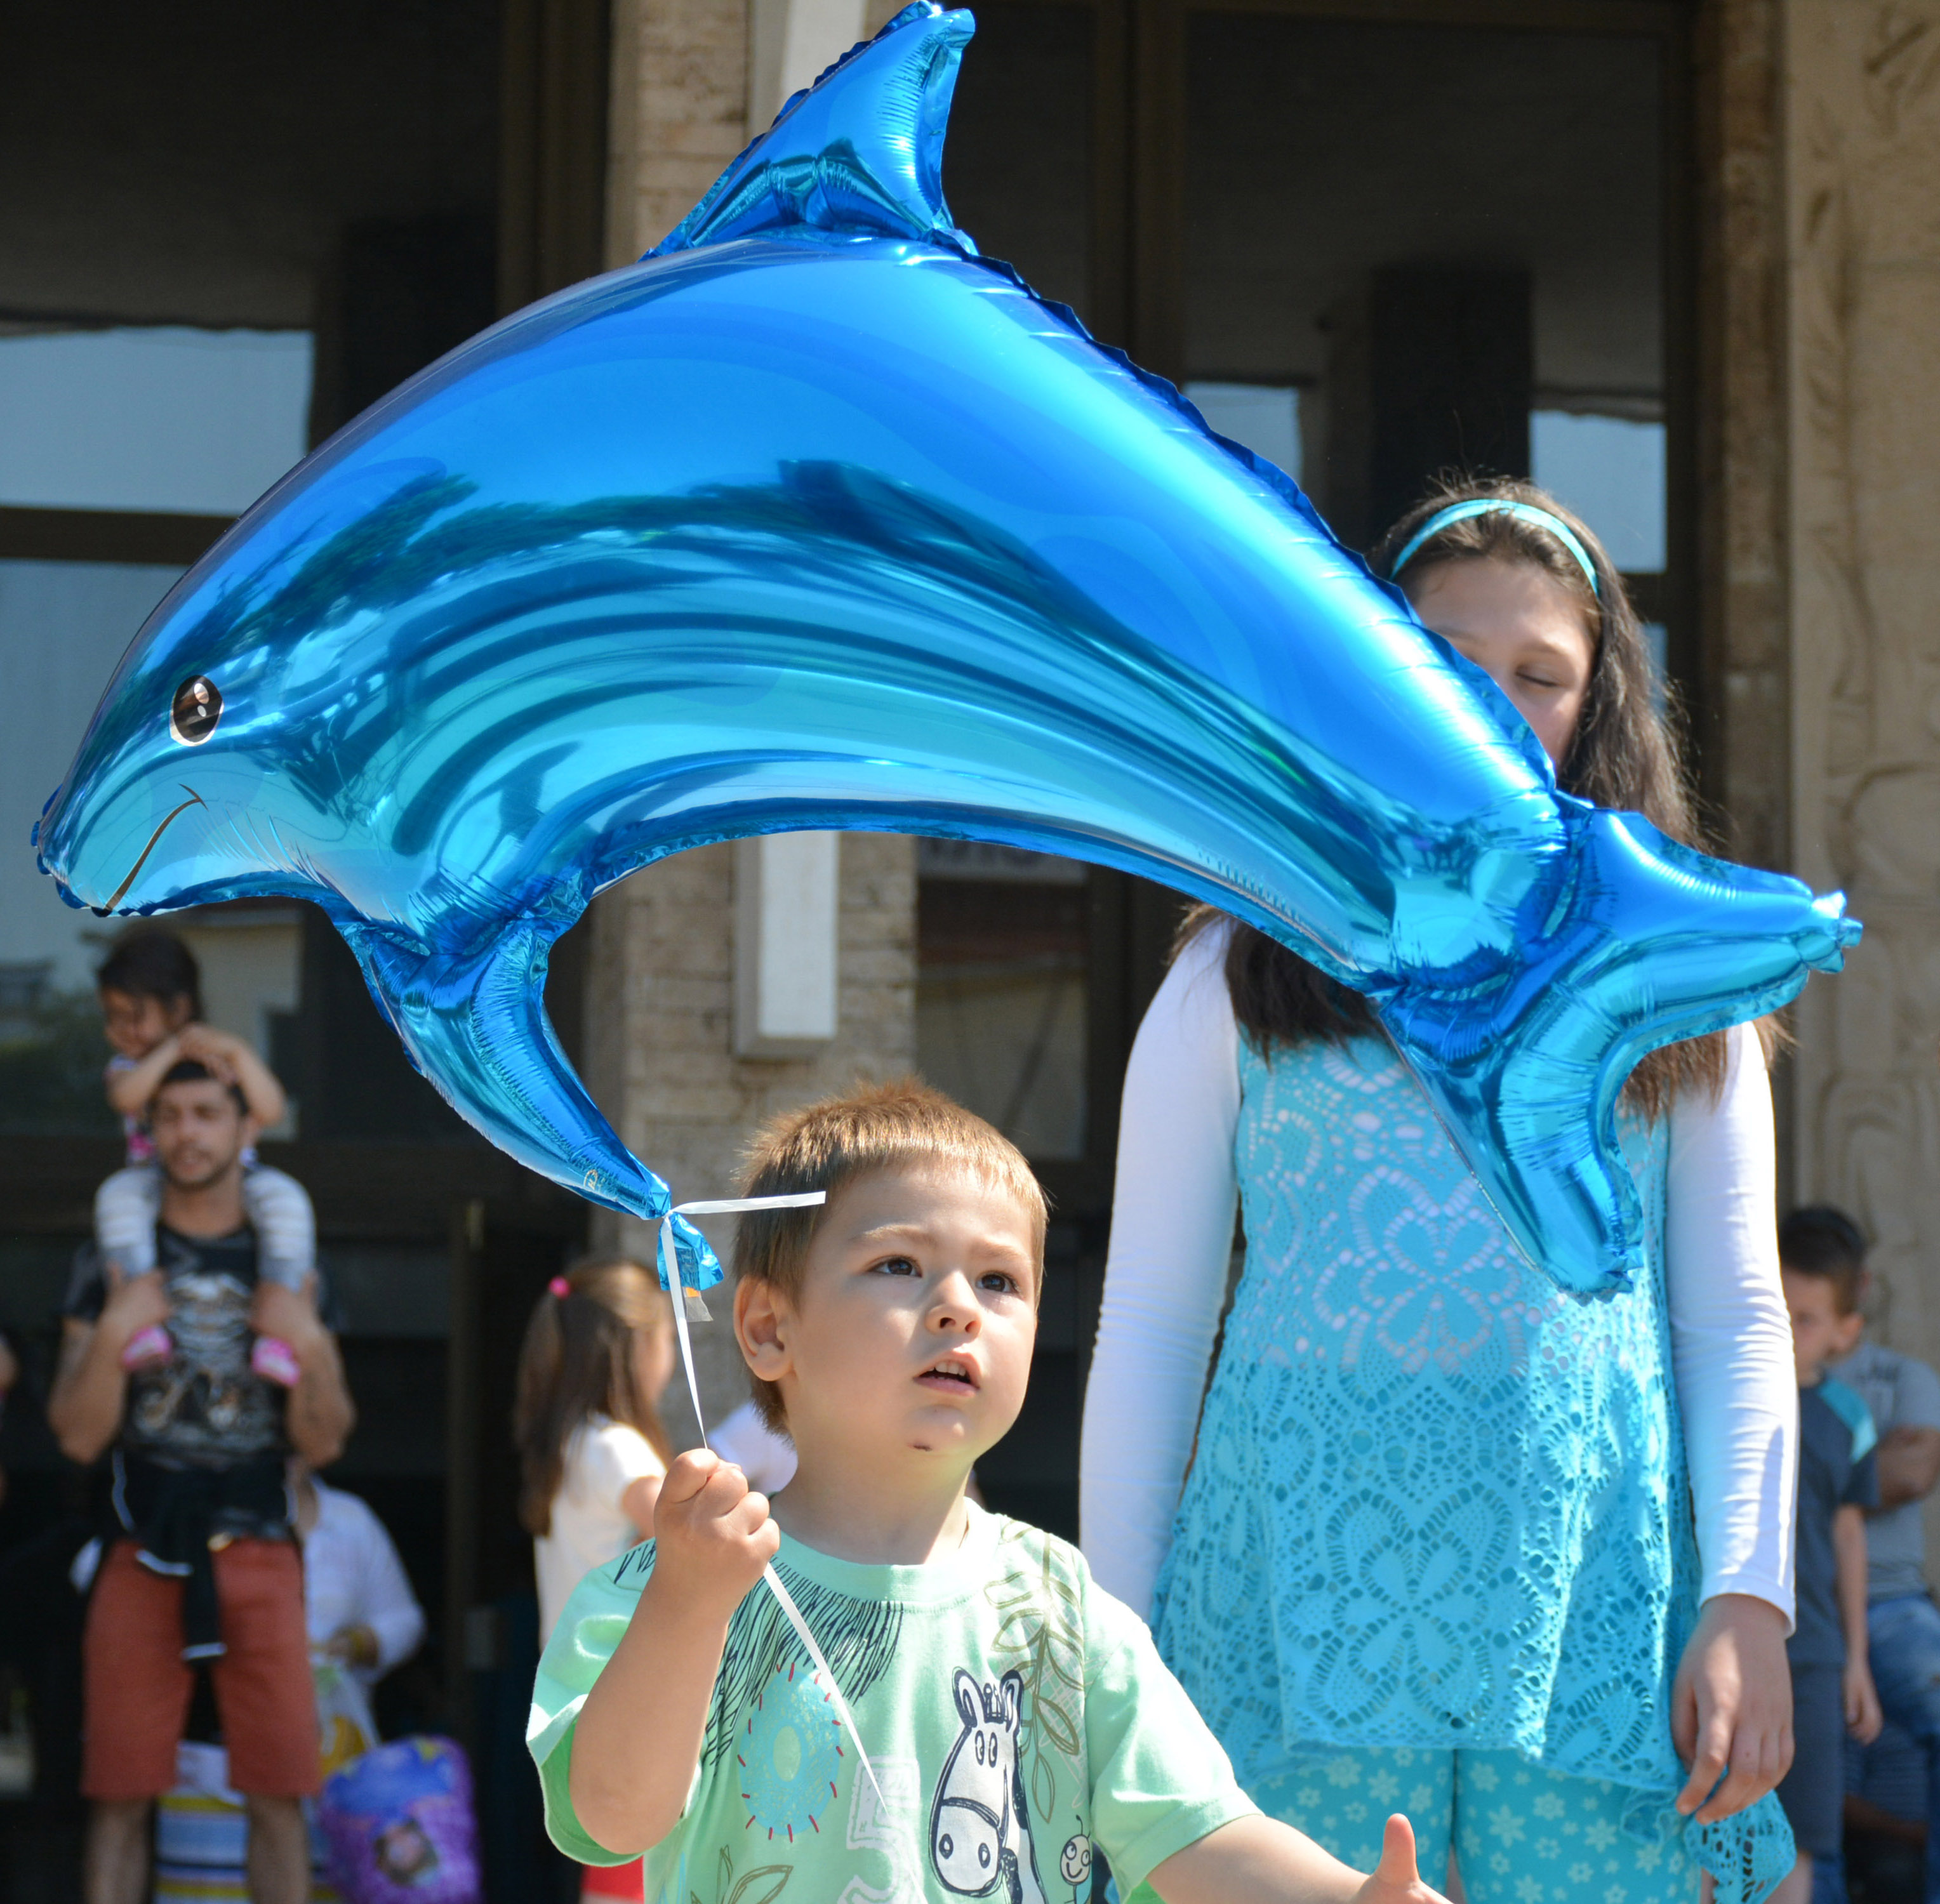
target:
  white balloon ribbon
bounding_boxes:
[656,1194,884,1806]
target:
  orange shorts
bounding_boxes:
[83,1537,319,1800]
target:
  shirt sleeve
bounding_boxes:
[342,1495,427,1674]
[1886,1354,1940,1434]
[529,1543,661,1867]
[585,1421,667,1511]
[710,1401,800,1495]
[1080,926,1242,1618]
[1664,1021,1798,1623]
[1846,1448,1882,1512]
[1081,1567,1258,1892]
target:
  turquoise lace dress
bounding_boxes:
[1149,1033,1793,1901]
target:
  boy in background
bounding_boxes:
[531,1081,1447,1904]
[1804,1205,1940,1904]
[1777,1215,1885,1904]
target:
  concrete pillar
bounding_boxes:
[1700,0,1793,879]
[1780,0,1940,1484]
[747,0,868,136]
[588,0,919,1439]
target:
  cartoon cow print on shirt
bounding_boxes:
[929,1669,1047,1904]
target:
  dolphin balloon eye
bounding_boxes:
[169,676,223,745]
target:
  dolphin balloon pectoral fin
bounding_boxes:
[648,0,973,258]
[1385,809,1861,1297]
[333,915,726,1290]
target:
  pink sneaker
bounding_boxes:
[250,1335,303,1387]
[121,1325,173,1370]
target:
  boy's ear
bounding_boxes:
[734,1275,793,1384]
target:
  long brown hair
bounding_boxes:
[513,1255,674,1537]
[1189,473,1755,1117]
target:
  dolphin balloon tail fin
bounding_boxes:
[1381,809,1861,1297]
[333,914,726,1290]
[648,1,974,258]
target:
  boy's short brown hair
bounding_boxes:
[1778,1205,1868,1316]
[733,1079,1047,1429]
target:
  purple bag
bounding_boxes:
[317,1736,481,1903]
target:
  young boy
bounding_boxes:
[529,1081,1445,1904]
[1776,1214,1885,1904]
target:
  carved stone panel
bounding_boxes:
[1786,0,1940,1371]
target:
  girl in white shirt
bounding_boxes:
[515,1255,676,1904]
[516,1257,677,1643]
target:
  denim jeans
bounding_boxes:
[1864,1593,1940,1904]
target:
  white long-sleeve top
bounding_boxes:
[306,1478,427,1674]
[1079,925,1797,1628]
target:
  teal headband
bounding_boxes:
[1389,499,1600,597]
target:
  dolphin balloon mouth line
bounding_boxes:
[98,787,207,913]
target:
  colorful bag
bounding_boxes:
[316,1736,480,1903]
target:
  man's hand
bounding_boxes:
[1352,1817,1445,1904]
[100,1262,171,1349]
[652,1450,778,1615]
[251,1278,326,1354]
[1845,1657,1884,1744]
[1671,1594,1794,1821]
[322,1623,381,1670]
[261,1278,356,1466]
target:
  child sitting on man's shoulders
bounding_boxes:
[529,1081,1445,1904]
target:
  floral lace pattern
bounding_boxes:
[1150,1035,1793,1903]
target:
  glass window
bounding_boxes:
[0,559,184,1133]
[1183,381,1302,484]
[943,3,1093,319]
[1531,408,1666,575]
[0,326,312,515]
[1185,14,1663,559]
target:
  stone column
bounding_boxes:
[591,0,919,1439]
[1783,3,1940,1382]
[1700,0,1792,878]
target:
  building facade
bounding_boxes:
[3,0,1939,1887]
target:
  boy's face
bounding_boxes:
[100,986,193,1060]
[1781,1267,1863,1386]
[738,1163,1039,1478]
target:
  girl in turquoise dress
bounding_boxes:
[1082,480,1800,1904]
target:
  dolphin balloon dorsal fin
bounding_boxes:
[648,1,974,258]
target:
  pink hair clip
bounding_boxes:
[548,1276,571,1299]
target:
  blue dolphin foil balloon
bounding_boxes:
[35,2,1855,1295]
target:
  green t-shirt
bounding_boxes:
[528,1502,1255,1902]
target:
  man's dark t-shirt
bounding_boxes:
[1789,1377,1880,1667]
[65,1225,291,1540]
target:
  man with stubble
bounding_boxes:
[51,1061,355,1904]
